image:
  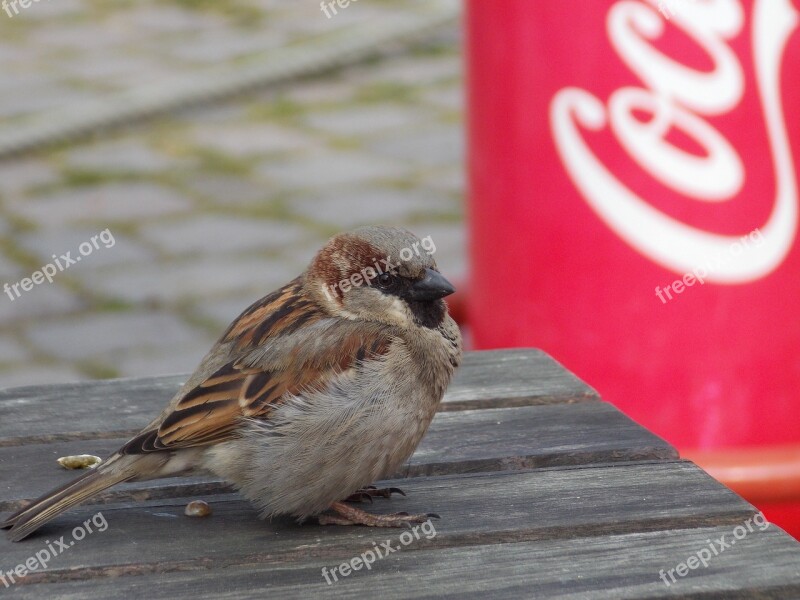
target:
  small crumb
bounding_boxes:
[185,500,212,518]
[57,455,102,470]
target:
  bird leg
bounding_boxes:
[343,485,406,503]
[318,501,439,527]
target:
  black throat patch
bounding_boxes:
[406,298,447,329]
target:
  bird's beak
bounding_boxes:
[407,268,456,302]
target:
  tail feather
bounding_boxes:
[3,465,133,542]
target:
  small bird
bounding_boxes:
[2,226,462,541]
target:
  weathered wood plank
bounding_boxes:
[438,349,598,410]
[11,526,797,599]
[0,402,675,510]
[0,462,761,578]
[0,349,598,446]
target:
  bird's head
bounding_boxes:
[306,226,455,329]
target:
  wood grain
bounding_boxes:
[0,349,597,447]
[11,526,797,599]
[0,462,760,579]
[0,402,675,511]
[2,348,796,599]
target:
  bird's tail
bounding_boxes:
[2,459,134,542]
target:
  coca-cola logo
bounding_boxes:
[550,0,798,283]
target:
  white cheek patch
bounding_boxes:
[387,296,411,325]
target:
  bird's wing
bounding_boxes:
[120,279,394,454]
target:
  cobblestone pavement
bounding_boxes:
[0,0,465,387]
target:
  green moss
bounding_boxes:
[190,149,253,176]
[77,361,121,380]
[169,0,263,25]
[248,97,305,122]
[179,309,224,337]
[355,82,416,104]
[0,237,40,271]
[326,136,361,151]
[90,297,136,313]
[60,169,128,188]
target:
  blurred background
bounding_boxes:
[1,0,799,538]
[0,0,464,387]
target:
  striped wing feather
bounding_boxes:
[121,279,392,454]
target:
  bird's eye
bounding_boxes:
[377,272,393,287]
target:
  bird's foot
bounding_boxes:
[318,501,438,527]
[343,485,406,503]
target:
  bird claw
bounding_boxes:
[343,486,406,503]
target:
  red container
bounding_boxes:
[466,0,800,530]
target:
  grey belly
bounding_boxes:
[203,391,434,518]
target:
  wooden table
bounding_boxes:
[1,349,799,598]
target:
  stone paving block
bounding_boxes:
[29,24,139,51]
[106,6,225,35]
[140,215,308,256]
[0,366,85,389]
[10,183,194,227]
[285,79,355,105]
[0,159,59,196]
[249,0,287,9]
[0,253,22,282]
[304,105,432,137]
[421,85,463,112]
[15,0,85,20]
[278,235,329,272]
[415,222,467,278]
[79,255,299,305]
[25,312,208,361]
[195,295,257,329]
[0,82,94,120]
[165,30,287,64]
[174,103,251,125]
[281,2,394,35]
[0,45,27,64]
[62,55,177,88]
[0,283,82,325]
[105,64,189,90]
[257,150,411,189]
[420,165,465,196]
[189,122,314,158]
[17,228,154,269]
[114,340,216,379]
[183,175,269,206]
[64,139,179,174]
[0,335,28,363]
[366,125,463,167]
[356,54,461,86]
[0,72,51,94]
[288,186,457,229]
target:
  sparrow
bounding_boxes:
[3,226,462,541]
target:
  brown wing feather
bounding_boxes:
[221,277,321,349]
[120,281,393,455]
